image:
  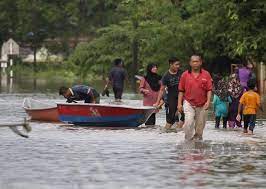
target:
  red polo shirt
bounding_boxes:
[178,69,212,107]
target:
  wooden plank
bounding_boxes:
[0,119,31,138]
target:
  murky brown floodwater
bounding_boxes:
[0,93,266,189]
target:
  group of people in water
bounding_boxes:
[141,55,212,140]
[59,55,263,140]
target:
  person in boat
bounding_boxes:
[154,57,184,130]
[139,63,162,125]
[59,85,100,103]
[178,55,212,140]
[103,58,128,102]
[237,79,262,135]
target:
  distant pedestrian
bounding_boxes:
[237,79,262,134]
[59,85,100,103]
[178,55,212,140]
[237,60,252,91]
[247,62,256,80]
[227,73,243,128]
[104,58,128,102]
[139,63,162,125]
[212,77,231,128]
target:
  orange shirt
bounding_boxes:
[239,90,261,115]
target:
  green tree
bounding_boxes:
[15,0,62,71]
[0,0,19,44]
[68,0,182,90]
[178,0,266,63]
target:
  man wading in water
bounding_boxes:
[104,58,127,102]
[154,57,184,131]
[178,55,212,140]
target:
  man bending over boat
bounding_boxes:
[59,85,100,103]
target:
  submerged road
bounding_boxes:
[0,94,265,189]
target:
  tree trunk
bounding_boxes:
[131,38,138,92]
[33,47,37,73]
[257,62,266,94]
[33,47,37,91]
[33,75,37,91]
[102,63,105,81]
[131,19,139,93]
[100,0,106,81]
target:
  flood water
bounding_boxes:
[0,92,266,189]
[1,73,266,189]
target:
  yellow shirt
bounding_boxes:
[239,90,261,115]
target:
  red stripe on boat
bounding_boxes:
[57,104,143,117]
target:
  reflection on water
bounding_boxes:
[0,74,75,93]
[0,74,134,94]
[0,94,266,189]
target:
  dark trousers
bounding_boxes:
[113,87,123,100]
[84,94,100,103]
[243,114,256,131]
[215,116,228,128]
[145,113,156,125]
[166,96,185,125]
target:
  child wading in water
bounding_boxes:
[236,79,262,134]
[212,77,231,128]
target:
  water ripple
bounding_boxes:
[0,94,265,189]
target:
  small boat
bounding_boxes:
[57,103,156,127]
[23,98,59,122]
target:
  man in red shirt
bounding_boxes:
[178,55,212,140]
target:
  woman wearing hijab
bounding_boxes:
[139,63,162,125]
[227,73,244,128]
[212,77,231,128]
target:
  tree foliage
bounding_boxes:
[0,0,265,88]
